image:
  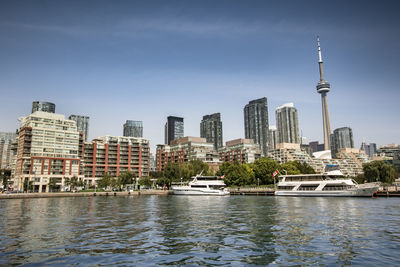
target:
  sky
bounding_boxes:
[0,0,399,153]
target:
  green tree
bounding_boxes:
[292,161,316,174]
[216,162,232,177]
[363,161,395,184]
[187,160,211,177]
[48,178,57,192]
[118,171,136,188]
[64,177,71,191]
[164,162,182,181]
[97,173,112,189]
[179,163,192,180]
[110,177,118,189]
[77,179,85,187]
[70,176,78,190]
[354,173,365,184]
[217,161,254,186]
[364,164,380,182]
[149,171,164,178]
[1,169,11,189]
[138,176,152,188]
[251,157,281,185]
[156,177,171,189]
[281,161,301,175]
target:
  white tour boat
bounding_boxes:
[275,165,379,197]
[172,175,230,196]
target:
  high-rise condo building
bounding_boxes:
[123,120,143,138]
[200,113,223,151]
[32,101,56,113]
[83,135,150,184]
[156,136,219,172]
[316,37,332,151]
[360,142,377,159]
[244,97,269,156]
[0,132,17,169]
[275,103,300,144]
[219,138,261,164]
[309,141,325,153]
[268,126,278,151]
[12,111,83,192]
[69,115,90,142]
[165,116,184,145]
[331,127,354,157]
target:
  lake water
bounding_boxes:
[0,195,399,266]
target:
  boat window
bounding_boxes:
[190,185,207,188]
[298,184,319,191]
[210,185,224,190]
[278,186,295,190]
[322,185,355,191]
[196,176,219,180]
[326,175,342,180]
[285,176,323,182]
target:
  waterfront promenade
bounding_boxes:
[0,190,170,199]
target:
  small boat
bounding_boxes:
[275,165,379,197]
[172,175,230,196]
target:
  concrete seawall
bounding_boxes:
[2,189,400,199]
[0,190,171,199]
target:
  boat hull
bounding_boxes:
[172,188,230,196]
[275,186,379,197]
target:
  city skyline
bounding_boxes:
[0,1,399,152]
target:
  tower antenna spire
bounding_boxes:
[317,36,325,81]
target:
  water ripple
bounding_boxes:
[0,196,400,266]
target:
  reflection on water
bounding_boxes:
[0,196,399,265]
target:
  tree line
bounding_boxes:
[3,158,396,192]
[357,161,396,184]
[150,158,315,187]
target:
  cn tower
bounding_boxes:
[316,37,332,151]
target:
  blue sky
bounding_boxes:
[0,0,399,152]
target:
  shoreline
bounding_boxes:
[1,189,400,199]
[0,190,171,199]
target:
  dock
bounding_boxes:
[228,188,275,196]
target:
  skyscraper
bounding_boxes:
[200,113,223,151]
[275,103,300,144]
[244,97,269,156]
[331,127,354,157]
[360,142,377,159]
[69,115,90,142]
[123,120,143,138]
[268,126,278,151]
[316,37,332,151]
[0,132,17,169]
[165,116,184,145]
[32,101,56,113]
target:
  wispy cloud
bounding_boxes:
[3,16,319,40]
[3,21,105,38]
[115,17,264,37]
